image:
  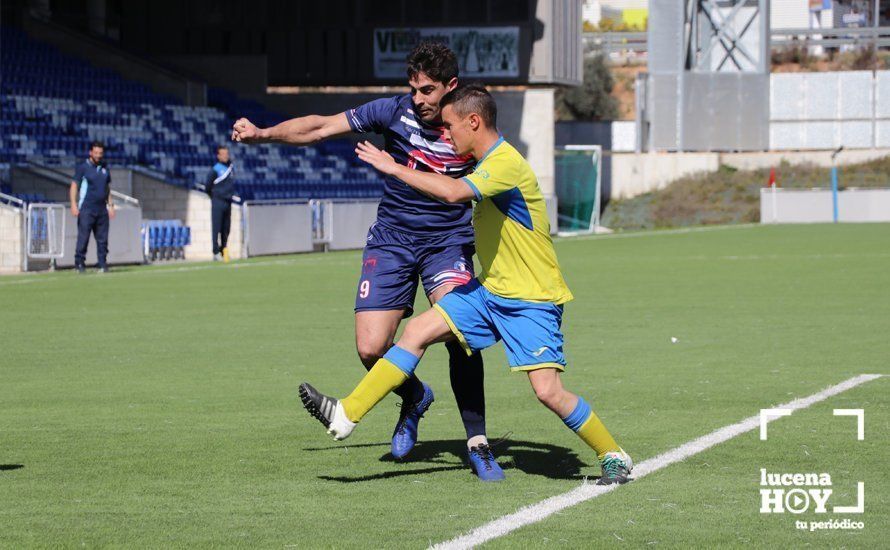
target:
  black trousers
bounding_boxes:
[211,198,232,254]
[75,207,109,268]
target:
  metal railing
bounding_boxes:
[583,27,890,55]
[0,191,26,210]
[583,32,647,56]
[22,162,140,206]
[771,26,890,49]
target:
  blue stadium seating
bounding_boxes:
[0,25,385,201]
[142,220,191,260]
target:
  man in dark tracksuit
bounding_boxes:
[205,145,235,262]
[69,141,115,273]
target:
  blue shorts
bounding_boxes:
[433,279,567,372]
[355,222,475,316]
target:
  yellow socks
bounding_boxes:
[340,346,420,422]
[562,397,620,460]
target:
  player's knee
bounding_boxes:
[400,317,426,347]
[532,380,562,409]
[355,340,387,368]
[400,316,438,353]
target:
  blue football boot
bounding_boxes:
[467,443,506,482]
[391,382,435,459]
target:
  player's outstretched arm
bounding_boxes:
[231,113,351,146]
[356,141,474,203]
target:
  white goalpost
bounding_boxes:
[554,145,604,237]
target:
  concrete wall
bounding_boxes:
[130,172,242,260]
[9,167,71,202]
[761,188,890,223]
[0,204,24,273]
[243,202,314,256]
[498,88,556,197]
[611,152,720,199]
[55,204,145,268]
[159,55,268,95]
[611,148,890,199]
[11,166,134,200]
[328,201,381,251]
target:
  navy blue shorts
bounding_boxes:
[355,222,475,316]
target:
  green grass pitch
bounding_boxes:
[1,223,888,548]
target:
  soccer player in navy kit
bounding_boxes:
[232,42,504,480]
[69,141,115,273]
[205,145,235,262]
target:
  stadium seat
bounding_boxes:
[142,220,191,261]
[0,25,385,200]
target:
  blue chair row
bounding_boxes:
[142,221,191,261]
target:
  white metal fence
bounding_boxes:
[26,203,65,259]
[770,70,890,150]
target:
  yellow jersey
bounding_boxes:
[461,137,573,305]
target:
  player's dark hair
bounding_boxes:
[440,83,497,128]
[90,140,104,150]
[217,145,228,153]
[406,41,459,84]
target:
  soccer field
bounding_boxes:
[1,223,888,548]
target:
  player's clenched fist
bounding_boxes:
[231,117,264,144]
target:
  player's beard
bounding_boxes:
[417,106,440,124]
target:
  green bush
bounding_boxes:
[556,55,619,121]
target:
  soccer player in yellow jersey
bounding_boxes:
[300,84,633,484]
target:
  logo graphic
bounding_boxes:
[476,169,490,179]
[362,257,378,274]
[759,408,866,532]
[531,346,549,357]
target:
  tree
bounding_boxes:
[556,54,619,121]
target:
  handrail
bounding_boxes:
[130,165,241,203]
[772,26,890,37]
[582,27,890,53]
[0,191,25,208]
[19,161,140,206]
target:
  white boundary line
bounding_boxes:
[558,223,760,242]
[432,373,884,550]
[0,223,756,286]
[0,254,358,287]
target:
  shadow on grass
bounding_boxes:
[310,439,594,483]
[0,464,24,471]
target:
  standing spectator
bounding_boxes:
[205,145,235,262]
[70,141,115,273]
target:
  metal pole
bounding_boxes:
[830,166,839,223]
[831,146,843,223]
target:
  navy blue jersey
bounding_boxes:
[206,162,235,201]
[347,94,475,239]
[73,159,111,210]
